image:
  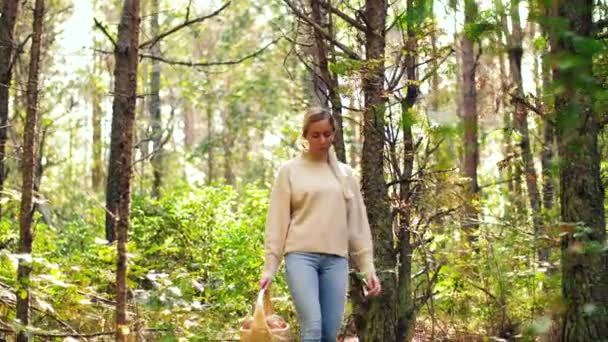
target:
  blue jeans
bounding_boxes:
[285,252,348,342]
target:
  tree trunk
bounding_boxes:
[509,0,544,261]
[0,0,20,216]
[429,24,440,112]
[16,0,44,340]
[395,0,421,338]
[104,0,140,340]
[495,0,521,197]
[539,5,555,215]
[183,102,196,149]
[300,1,326,108]
[34,125,47,193]
[498,41,514,193]
[461,0,479,237]
[92,55,104,191]
[137,57,148,195]
[539,9,554,265]
[396,104,415,342]
[222,104,235,185]
[149,0,162,198]
[349,109,360,168]
[206,102,214,184]
[310,0,346,162]
[353,0,396,340]
[551,0,608,339]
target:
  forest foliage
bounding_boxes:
[0,0,607,340]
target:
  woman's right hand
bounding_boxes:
[259,276,272,290]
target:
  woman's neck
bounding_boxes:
[303,150,328,162]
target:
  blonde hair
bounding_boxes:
[302,107,353,199]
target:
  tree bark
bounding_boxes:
[461,0,479,237]
[183,102,196,149]
[498,40,514,193]
[495,0,521,196]
[149,0,162,198]
[206,101,215,184]
[352,0,397,340]
[551,0,608,339]
[104,0,140,340]
[0,0,20,216]
[395,0,421,338]
[222,103,235,185]
[396,104,415,342]
[92,54,104,191]
[16,0,44,340]
[299,1,326,108]
[509,0,544,262]
[429,22,440,112]
[539,7,555,265]
[539,4,555,215]
[310,0,346,162]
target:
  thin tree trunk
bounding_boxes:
[552,0,608,339]
[137,0,148,195]
[538,14,554,265]
[16,0,44,340]
[34,125,47,193]
[540,118,554,212]
[206,102,214,184]
[509,0,543,261]
[498,38,514,192]
[349,110,360,168]
[309,0,327,108]
[429,24,440,112]
[222,104,235,185]
[396,0,421,338]
[397,103,415,342]
[137,58,147,195]
[105,0,140,242]
[495,0,522,197]
[461,0,479,237]
[0,0,20,216]
[104,1,140,340]
[539,6,555,215]
[149,0,162,198]
[310,0,346,162]
[92,54,104,191]
[300,1,326,108]
[92,95,104,190]
[183,103,195,149]
[353,0,396,340]
[223,135,234,185]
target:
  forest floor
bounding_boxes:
[337,319,490,342]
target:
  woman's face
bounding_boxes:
[305,119,334,155]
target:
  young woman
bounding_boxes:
[259,107,381,342]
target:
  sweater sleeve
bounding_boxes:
[262,164,291,279]
[345,167,376,277]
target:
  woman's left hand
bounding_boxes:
[365,274,381,297]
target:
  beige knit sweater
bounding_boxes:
[262,152,376,279]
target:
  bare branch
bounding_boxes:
[283,0,361,60]
[479,177,516,189]
[509,93,544,116]
[95,36,280,68]
[139,2,231,49]
[419,47,454,83]
[186,0,193,21]
[320,1,366,32]
[139,36,281,67]
[93,18,116,47]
